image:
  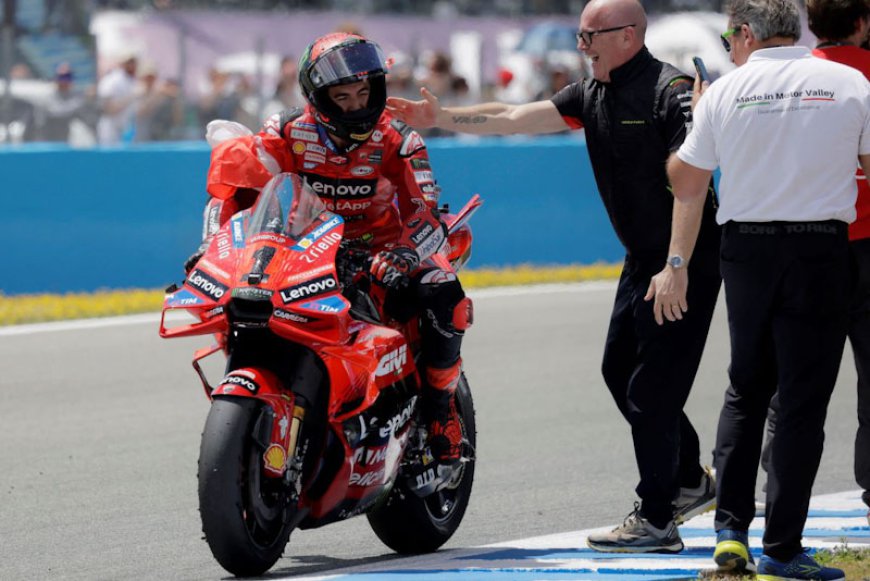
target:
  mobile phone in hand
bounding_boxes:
[692,56,711,83]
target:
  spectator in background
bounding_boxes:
[389,0,721,553]
[760,0,870,527]
[233,75,261,130]
[198,68,244,131]
[535,65,573,100]
[10,63,34,80]
[135,63,184,142]
[418,51,456,98]
[0,93,36,144]
[273,56,304,110]
[334,20,364,36]
[447,76,473,107]
[385,50,420,100]
[416,51,468,136]
[97,53,139,144]
[34,63,97,143]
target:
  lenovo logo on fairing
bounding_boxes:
[221,374,258,393]
[188,269,227,301]
[279,274,338,303]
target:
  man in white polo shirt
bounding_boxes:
[645,0,870,578]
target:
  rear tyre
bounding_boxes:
[367,374,476,553]
[198,397,292,577]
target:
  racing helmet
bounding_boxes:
[299,33,388,144]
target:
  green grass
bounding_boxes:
[0,263,622,326]
[815,545,870,580]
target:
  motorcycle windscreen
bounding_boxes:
[247,173,332,242]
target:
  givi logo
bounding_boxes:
[375,345,408,377]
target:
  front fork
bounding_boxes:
[209,366,308,496]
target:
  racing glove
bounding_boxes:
[183,242,208,274]
[370,247,420,289]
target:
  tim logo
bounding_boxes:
[375,345,408,377]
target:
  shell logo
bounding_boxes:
[263,444,287,474]
[292,141,306,154]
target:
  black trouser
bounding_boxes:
[714,220,850,561]
[602,256,721,528]
[852,239,870,508]
[761,237,870,509]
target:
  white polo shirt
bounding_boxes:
[678,46,870,224]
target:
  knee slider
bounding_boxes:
[453,296,473,331]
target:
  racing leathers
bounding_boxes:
[200,106,469,463]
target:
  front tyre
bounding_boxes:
[198,398,292,577]
[367,374,476,553]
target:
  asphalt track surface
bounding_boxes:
[0,282,862,580]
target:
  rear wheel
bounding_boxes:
[198,397,292,577]
[367,374,476,553]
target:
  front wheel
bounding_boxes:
[367,373,476,553]
[198,398,293,577]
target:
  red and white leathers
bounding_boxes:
[202,106,467,461]
[207,107,442,253]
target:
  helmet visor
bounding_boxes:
[309,42,387,89]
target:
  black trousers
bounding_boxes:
[714,221,850,561]
[602,256,721,528]
[852,239,870,508]
[761,237,870,509]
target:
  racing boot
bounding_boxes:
[428,392,463,464]
[410,361,463,495]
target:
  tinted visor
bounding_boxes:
[309,42,387,89]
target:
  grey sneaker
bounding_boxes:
[587,503,684,554]
[673,465,716,524]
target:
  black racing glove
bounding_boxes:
[183,244,207,274]
[370,247,419,289]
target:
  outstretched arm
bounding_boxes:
[386,87,570,136]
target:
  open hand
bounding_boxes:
[386,87,441,128]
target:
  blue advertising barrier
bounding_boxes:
[1,135,623,295]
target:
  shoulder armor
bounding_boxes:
[390,118,414,137]
[280,106,305,125]
[390,119,427,158]
[263,107,305,137]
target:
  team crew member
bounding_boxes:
[387,0,721,553]
[190,33,471,488]
[652,0,870,576]
[760,0,870,526]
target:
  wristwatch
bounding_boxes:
[666,255,686,269]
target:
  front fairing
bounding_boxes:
[161,173,353,344]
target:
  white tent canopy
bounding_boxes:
[645,12,736,80]
[214,51,282,78]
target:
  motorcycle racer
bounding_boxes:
[188,32,469,483]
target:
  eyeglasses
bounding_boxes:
[720,26,742,52]
[575,24,637,45]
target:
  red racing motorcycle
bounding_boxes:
[159,173,481,577]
